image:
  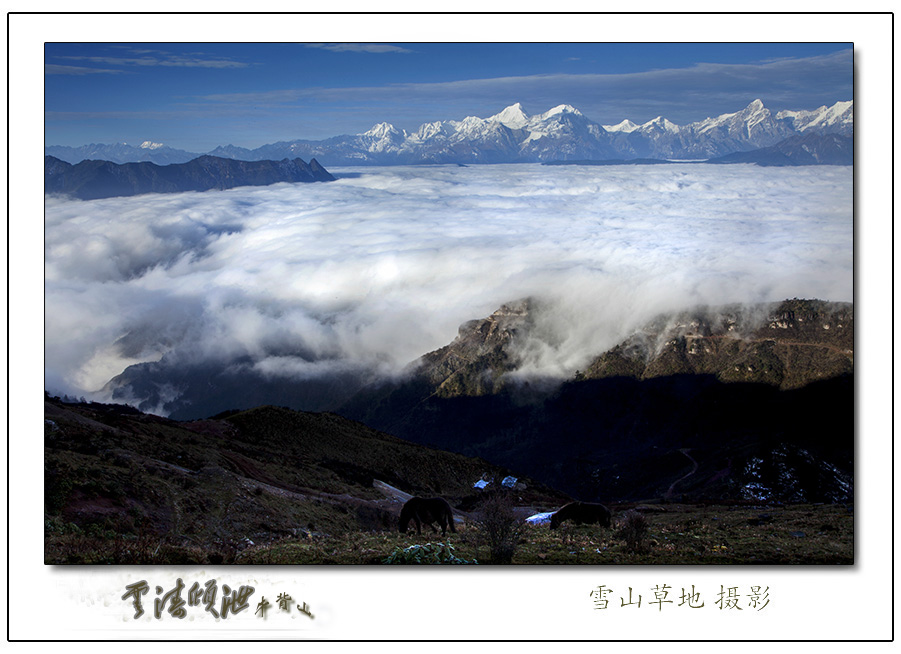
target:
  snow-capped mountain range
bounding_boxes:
[46,99,853,167]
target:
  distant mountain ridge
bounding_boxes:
[707,132,853,166]
[45,140,201,166]
[544,132,853,167]
[45,154,335,200]
[46,99,853,167]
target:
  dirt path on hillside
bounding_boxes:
[218,452,463,523]
[664,448,698,501]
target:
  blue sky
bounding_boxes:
[45,42,853,152]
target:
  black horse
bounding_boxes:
[398,497,457,535]
[550,502,612,529]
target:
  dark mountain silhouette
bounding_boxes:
[44,154,335,200]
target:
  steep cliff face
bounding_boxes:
[415,300,534,397]
[583,299,853,390]
[400,298,852,401]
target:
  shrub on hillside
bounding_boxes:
[472,491,526,564]
[617,510,650,553]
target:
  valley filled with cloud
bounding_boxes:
[45,163,852,410]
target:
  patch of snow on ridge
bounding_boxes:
[140,141,164,150]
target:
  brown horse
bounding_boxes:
[398,497,457,535]
[550,502,612,529]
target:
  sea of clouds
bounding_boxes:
[45,163,852,403]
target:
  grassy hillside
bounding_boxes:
[44,396,565,564]
[44,395,852,565]
[239,502,853,565]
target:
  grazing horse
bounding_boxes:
[550,502,612,530]
[398,497,456,535]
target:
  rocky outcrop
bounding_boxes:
[415,300,534,396]
[388,298,853,402]
[583,299,853,390]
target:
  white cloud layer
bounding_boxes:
[45,163,852,397]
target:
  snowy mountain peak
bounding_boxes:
[364,122,403,139]
[542,104,582,119]
[642,116,680,133]
[740,99,769,117]
[603,119,639,133]
[692,100,772,136]
[48,98,853,166]
[738,99,771,130]
[409,120,452,142]
[456,115,488,131]
[776,100,853,133]
[491,103,531,129]
[361,122,407,153]
[831,100,853,114]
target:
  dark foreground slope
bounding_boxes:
[45,396,564,564]
[45,154,335,200]
[44,395,853,565]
